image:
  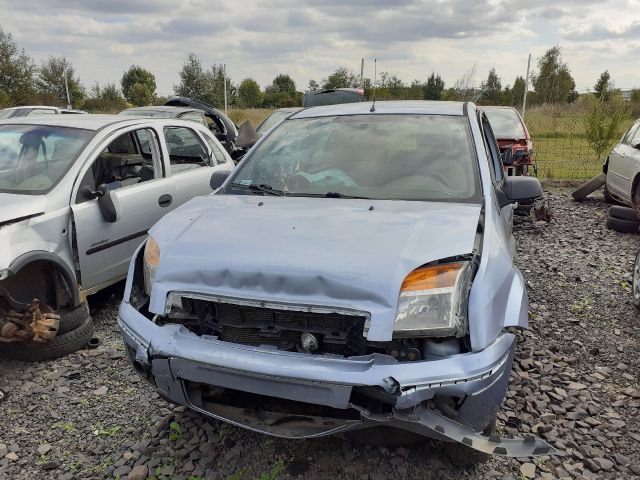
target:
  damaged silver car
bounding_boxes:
[118,101,555,466]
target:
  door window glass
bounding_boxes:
[481,115,504,184]
[76,128,160,203]
[623,123,640,144]
[164,127,209,174]
[630,125,640,146]
[202,135,227,164]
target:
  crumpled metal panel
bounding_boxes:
[147,195,481,341]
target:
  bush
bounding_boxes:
[584,94,629,162]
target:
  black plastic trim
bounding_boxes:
[86,230,147,255]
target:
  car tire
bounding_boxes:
[57,301,90,335]
[443,417,495,468]
[0,317,94,362]
[605,215,640,234]
[633,250,640,310]
[608,205,638,222]
[571,174,605,201]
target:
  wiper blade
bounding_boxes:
[229,182,285,196]
[290,191,371,199]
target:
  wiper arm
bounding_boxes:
[292,191,370,199]
[229,182,285,196]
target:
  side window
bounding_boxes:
[164,127,209,174]
[631,126,640,146]
[481,115,504,184]
[624,123,640,145]
[202,134,227,164]
[76,128,160,203]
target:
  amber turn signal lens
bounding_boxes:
[400,262,465,292]
[144,236,160,268]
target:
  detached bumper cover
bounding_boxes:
[118,301,558,457]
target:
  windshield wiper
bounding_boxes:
[289,191,371,199]
[229,182,285,196]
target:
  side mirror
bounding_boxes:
[210,170,231,190]
[80,184,105,200]
[97,187,122,223]
[498,176,543,208]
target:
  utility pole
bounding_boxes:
[522,53,531,117]
[63,66,72,109]
[360,58,364,89]
[223,64,227,114]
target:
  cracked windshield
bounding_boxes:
[231,114,480,202]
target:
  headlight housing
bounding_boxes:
[394,261,471,337]
[143,236,160,296]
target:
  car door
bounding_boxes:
[160,124,232,206]
[480,113,515,253]
[608,122,640,200]
[71,126,178,292]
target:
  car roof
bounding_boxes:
[292,100,469,119]
[482,106,519,111]
[0,114,176,131]
[1,105,59,111]
[121,106,198,115]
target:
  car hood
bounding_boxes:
[0,193,46,226]
[149,195,482,340]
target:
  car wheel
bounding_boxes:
[605,215,640,234]
[571,174,605,201]
[633,251,640,310]
[57,301,90,335]
[443,417,496,469]
[0,317,94,362]
[608,205,639,222]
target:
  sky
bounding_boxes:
[0,0,638,95]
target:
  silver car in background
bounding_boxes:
[604,118,640,214]
[118,101,553,466]
[0,115,233,360]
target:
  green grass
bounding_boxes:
[524,105,634,179]
[227,108,274,128]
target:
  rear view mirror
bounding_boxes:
[210,170,231,190]
[499,176,543,207]
[97,187,122,223]
[632,142,640,150]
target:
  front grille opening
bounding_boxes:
[160,298,385,357]
[186,381,361,420]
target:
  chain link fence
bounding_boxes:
[524,104,633,180]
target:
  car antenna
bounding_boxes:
[370,59,377,113]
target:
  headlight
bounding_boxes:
[394,262,471,337]
[143,236,160,296]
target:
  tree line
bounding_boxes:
[1,25,638,113]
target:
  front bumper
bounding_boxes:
[118,301,557,457]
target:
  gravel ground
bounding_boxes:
[1,187,639,480]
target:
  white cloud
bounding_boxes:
[0,0,638,97]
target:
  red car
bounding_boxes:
[484,106,536,176]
